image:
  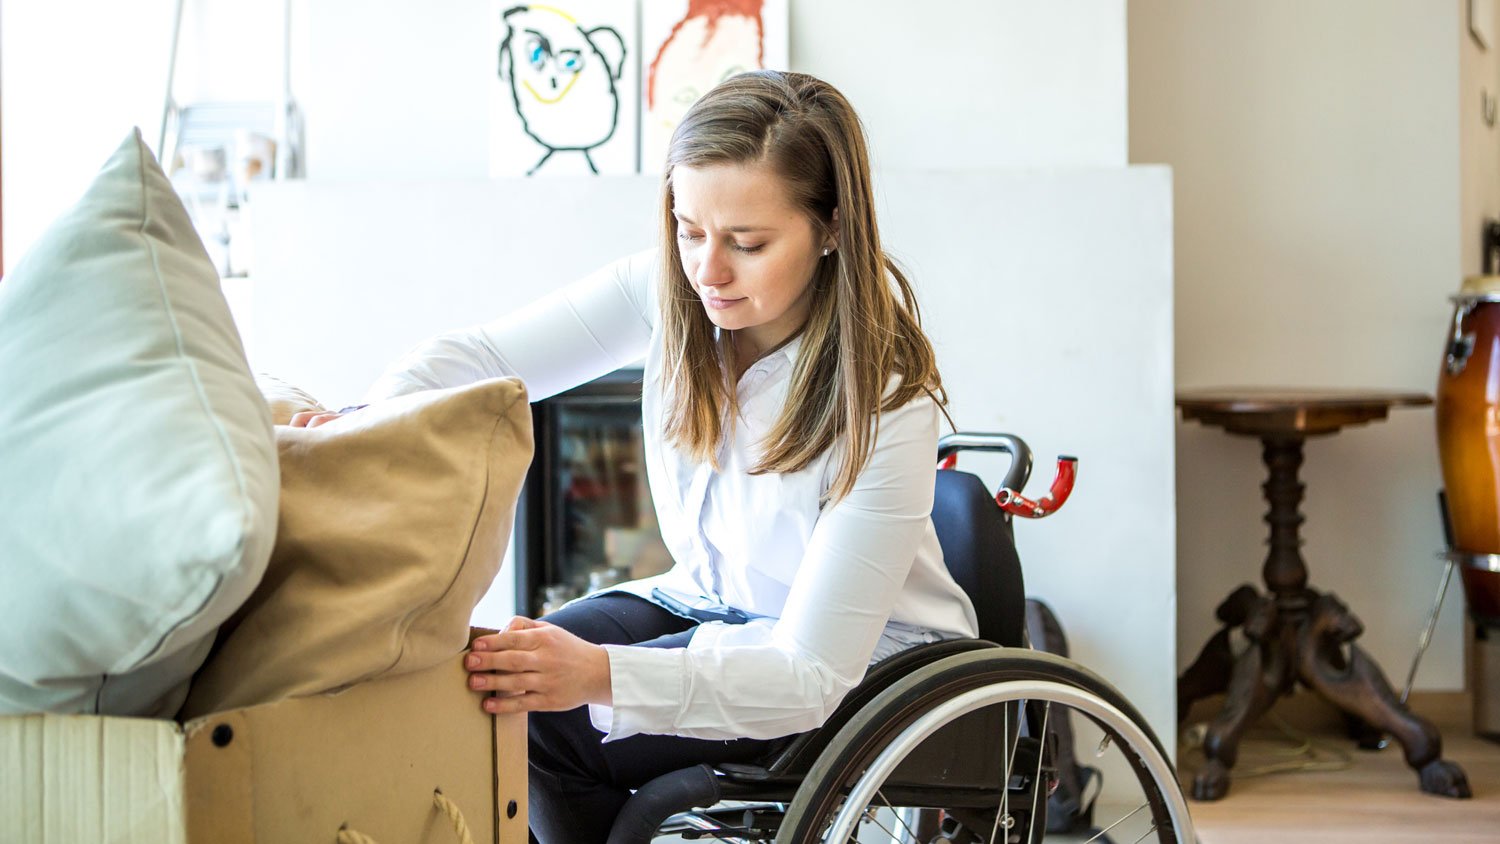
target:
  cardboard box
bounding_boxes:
[1,646,527,844]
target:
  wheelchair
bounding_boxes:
[601,432,1195,844]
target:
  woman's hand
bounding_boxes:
[288,410,344,428]
[290,403,370,428]
[466,616,613,715]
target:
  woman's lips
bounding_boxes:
[705,295,745,310]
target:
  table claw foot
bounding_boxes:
[1418,759,1472,799]
[1191,759,1230,801]
[1298,593,1472,799]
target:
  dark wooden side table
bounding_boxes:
[1176,389,1471,801]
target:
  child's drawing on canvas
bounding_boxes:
[491,3,636,176]
[642,0,789,173]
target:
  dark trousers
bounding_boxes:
[528,592,789,844]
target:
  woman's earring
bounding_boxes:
[822,247,832,257]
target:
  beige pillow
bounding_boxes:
[181,377,532,718]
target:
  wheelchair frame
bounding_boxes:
[601,433,1193,844]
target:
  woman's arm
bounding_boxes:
[595,394,942,741]
[362,249,658,403]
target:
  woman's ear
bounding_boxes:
[827,207,841,251]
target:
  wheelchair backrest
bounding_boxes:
[931,469,1027,649]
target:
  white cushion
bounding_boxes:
[0,129,279,717]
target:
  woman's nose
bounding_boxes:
[694,243,731,288]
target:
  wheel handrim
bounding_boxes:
[822,681,1195,844]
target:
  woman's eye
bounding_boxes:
[677,231,704,243]
[733,243,765,254]
[559,52,583,73]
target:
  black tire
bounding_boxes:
[775,648,1192,844]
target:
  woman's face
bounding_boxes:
[672,160,833,359]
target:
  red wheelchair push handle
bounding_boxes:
[937,451,1078,519]
[997,456,1078,519]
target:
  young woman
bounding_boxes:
[297,69,975,844]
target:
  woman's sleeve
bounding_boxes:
[590,394,941,742]
[362,248,658,403]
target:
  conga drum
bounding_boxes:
[1436,275,1500,627]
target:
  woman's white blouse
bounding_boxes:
[364,249,979,742]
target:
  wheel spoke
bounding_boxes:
[1025,701,1051,844]
[1082,802,1148,843]
[862,806,905,843]
[1130,824,1160,844]
[874,791,920,844]
[989,700,1019,844]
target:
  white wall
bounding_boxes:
[0,0,290,275]
[246,178,660,404]
[1130,1,1467,691]
[1,1,176,275]
[301,0,1127,180]
[791,1,1127,170]
[173,0,285,105]
[882,170,1176,742]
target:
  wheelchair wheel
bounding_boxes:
[776,649,1193,844]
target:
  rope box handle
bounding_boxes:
[336,788,475,844]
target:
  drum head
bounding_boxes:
[1455,275,1500,304]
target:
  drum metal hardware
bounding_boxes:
[1445,550,1500,572]
[1398,552,1459,706]
[1446,299,1477,375]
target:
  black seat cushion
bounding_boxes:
[931,468,1026,649]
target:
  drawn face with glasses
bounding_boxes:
[521,34,587,103]
[498,5,626,174]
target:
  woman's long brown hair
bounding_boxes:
[658,70,948,502]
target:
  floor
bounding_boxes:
[1177,692,1500,843]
